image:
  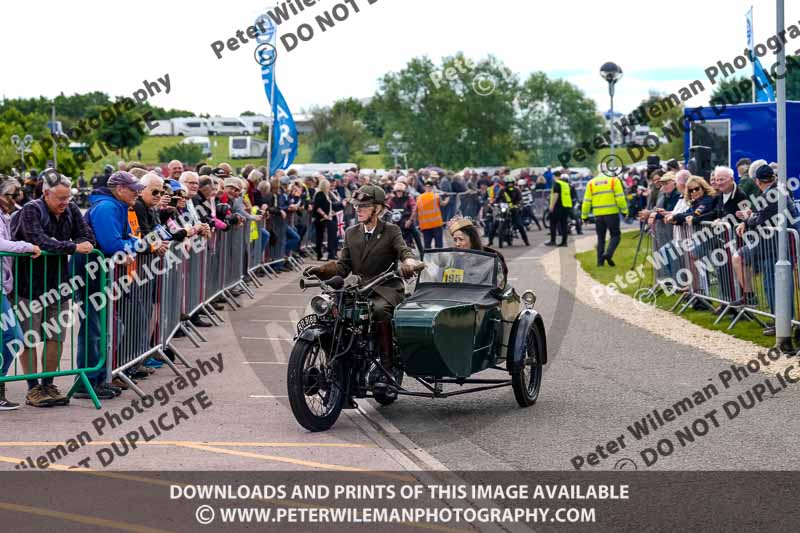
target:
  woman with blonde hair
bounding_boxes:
[667,175,716,226]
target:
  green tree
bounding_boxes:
[157,143,204,166]
[0,108,82,176]
[634,91,685,161]
[374,53,518,168]
[710,55,800,104]
[85,104,146,159]
[307,101,366,164]
[517,72,602,166]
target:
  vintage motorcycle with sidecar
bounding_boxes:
[287,248,547,432]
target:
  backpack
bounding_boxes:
[10,199,51,239]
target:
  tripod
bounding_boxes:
[630,221,650,271]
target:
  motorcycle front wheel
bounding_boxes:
[287,338,345,432]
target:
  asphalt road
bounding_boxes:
[3,225,799,475]
[242,226,800,472]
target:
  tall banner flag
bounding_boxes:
[255,14,298,176]
[747,6,775,103]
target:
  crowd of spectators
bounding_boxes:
[632,157,800,344]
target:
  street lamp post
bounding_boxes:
[774,0,792,353]
[10,133,34,178]
[600,62,623,156]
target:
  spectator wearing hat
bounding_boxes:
[12,171,95,407]
[72,171,145,400]
[736,164,800,339]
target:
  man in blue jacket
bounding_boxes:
[72,172,144,400]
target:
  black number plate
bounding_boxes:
[296,314,318,334]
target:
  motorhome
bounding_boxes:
[207,118,248,136]
[239,115,270,135]
[172,118,209,137]
[149,120,174,136]
[229,136,268,159]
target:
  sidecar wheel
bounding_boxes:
[511,324,543,407]
[287,339,345,432]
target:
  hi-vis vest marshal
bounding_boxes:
[417,192,443,230]
[550,179,572,209]
[581,176,628,218]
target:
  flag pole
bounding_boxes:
[266,9,278,178]
[751,7,756,102]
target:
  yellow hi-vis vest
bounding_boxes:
[581,176,629,218]
[250,207,260,241]
[550,179,572,209]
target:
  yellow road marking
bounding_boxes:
[0,502,173,533]
[0,455,466,533]
[0,441,376,449]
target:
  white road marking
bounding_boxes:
[249,395,289,399]
[242,362,288,365]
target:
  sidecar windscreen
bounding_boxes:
[417,248,499,288]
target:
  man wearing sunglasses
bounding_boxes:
[133,173,170,256]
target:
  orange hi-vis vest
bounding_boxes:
[417,191,443,230]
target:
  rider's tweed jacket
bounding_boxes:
[334,219,413,306]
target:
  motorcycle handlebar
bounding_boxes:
[299,278,321,290]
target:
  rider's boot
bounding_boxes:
[372,320,398,400]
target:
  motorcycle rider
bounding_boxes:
[491,176,530,247]
[388,182,424,258]
[305,184,421,399]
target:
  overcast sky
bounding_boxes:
[2,0,798,117]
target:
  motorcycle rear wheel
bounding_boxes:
[287,339,345,432]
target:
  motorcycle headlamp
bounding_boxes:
[310,295,333,316]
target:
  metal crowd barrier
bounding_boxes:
[728,225,794,330]
[0,250,109,408]
[670,222,736,315]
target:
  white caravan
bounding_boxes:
[229,136,268,159]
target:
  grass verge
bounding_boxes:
[575,229,774,348]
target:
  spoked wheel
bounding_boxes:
[511,325,543,407]
[542,210,550,229]
[287,339,345,432]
